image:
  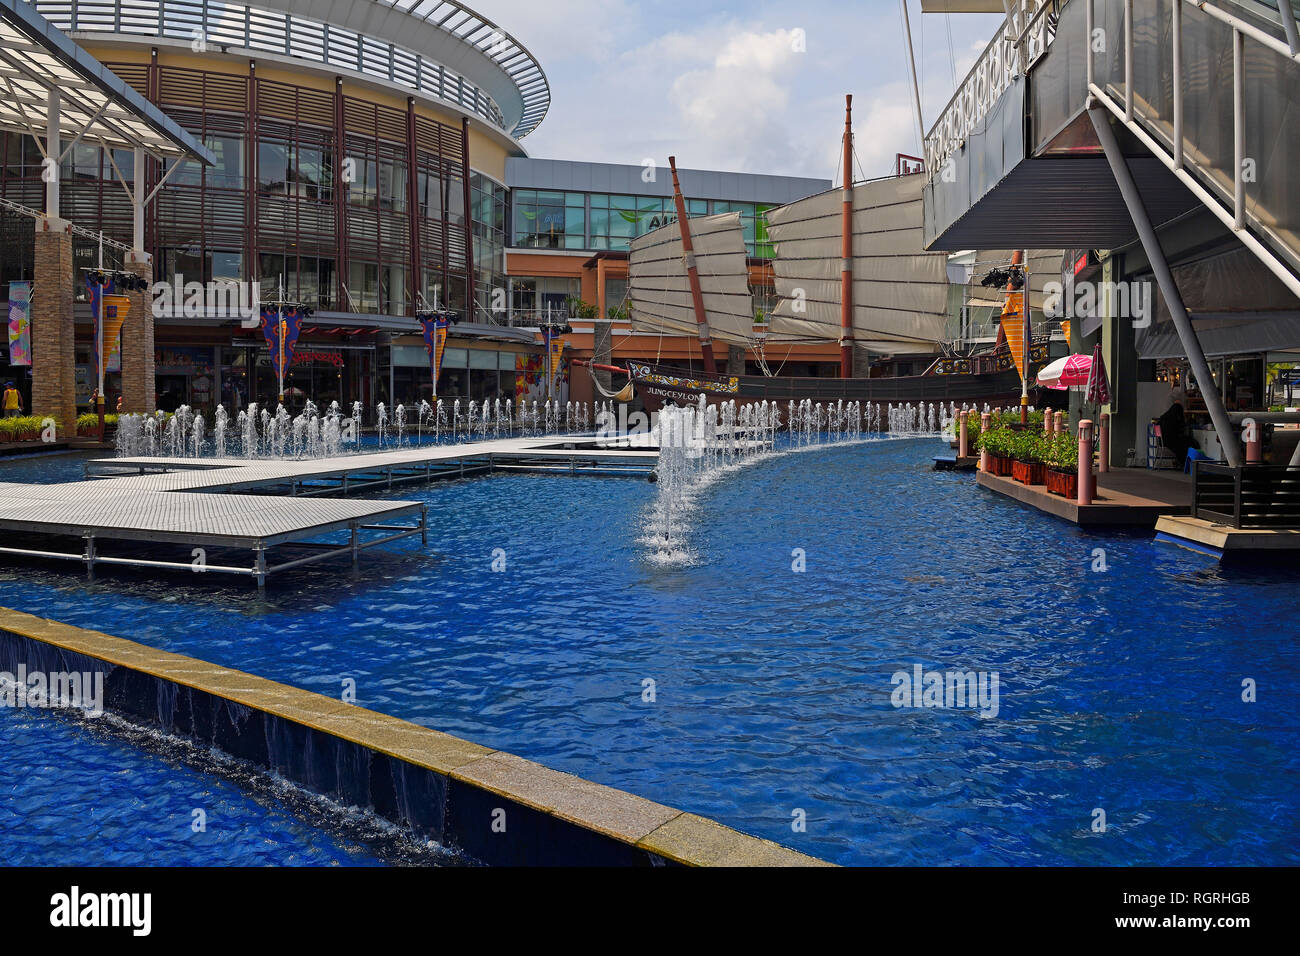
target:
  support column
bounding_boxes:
[31,220,76,436]
[852,343,872,378]
[726,345,745,376]
[1088,105,1242,467]
[120,252,156,413]
[461,117,474,322]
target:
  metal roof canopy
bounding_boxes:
[0,0,212,164]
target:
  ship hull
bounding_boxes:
[626,360,1034,414]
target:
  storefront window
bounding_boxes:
[155,346,216,414]
[512,188,582,249]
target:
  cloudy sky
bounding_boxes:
[474,0,1004,181]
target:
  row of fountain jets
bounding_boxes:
[114,397,981,459]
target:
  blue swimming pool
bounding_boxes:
[0,703,395,865]
[1,439,1297,865]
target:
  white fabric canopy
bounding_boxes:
[766,173,949,349]
[627,212,757,346]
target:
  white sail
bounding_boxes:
[627,212,757,346]
[765,172,949,352]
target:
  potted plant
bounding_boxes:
[980,427,1015,476]
[1010,431,1046,485]
[1044,433,1079,498]
[0,415,46,442]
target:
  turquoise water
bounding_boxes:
[1,440,1297,865]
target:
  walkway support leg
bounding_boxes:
[82,533,95,580]
[1087,105,1243,468]
[1098,412,1110,473]
[1078,420,1095,506]
[980,412,991,472]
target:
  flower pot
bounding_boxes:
[1012,460,1045,485]
[990,455,1014,477]
[1045,467,1078,498]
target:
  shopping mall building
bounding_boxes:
[0,0,834,420]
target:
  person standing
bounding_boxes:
[2,382,21,418]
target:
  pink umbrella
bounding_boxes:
[1035,353,1092,390]
[1086,342,1111,405]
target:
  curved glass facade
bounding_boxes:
[0,56,509,321]
[32,0,550,137]
[511,189,776,258]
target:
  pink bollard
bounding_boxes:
[1054,410,1064,435]
[1078,420,1094,505]
[958,411,969,458]
[980,412,992,472]
[1098,412,1110,474]
[1244,418,1261,464]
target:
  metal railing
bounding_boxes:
[927,0,1300,299]
[1192,460,1300,528]
[31,0,546,136]
[924,0,1058,180]
[1086,0,1300,299]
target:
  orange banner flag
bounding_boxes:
[103,294,130,364]
[1060,319,1071,345]
[1000,291,1026,382]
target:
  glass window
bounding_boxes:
[258,140,291,193]
[207,134,243,189]
[212,251,242,281]
[565,192,585,207]
[347,261,380,313]
[564,206,585,237]
[296,144,330,200]
[259,252,286,287]
[447,175,464,225]
[317,259,335,310]
[377,158,407,212]
[165,247,206,285]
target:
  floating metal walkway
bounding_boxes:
[0,436,660,586]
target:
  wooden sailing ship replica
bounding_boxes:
[593,96,1053,411]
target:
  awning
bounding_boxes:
[0,0,212,163]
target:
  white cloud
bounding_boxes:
[667,28,806,173]
[469,1,1006,181]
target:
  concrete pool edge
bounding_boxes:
[0,607,830,868]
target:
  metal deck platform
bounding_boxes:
[0,436,663,586]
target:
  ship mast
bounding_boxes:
[668,156,717,374]
[840,94,855,378]
[1018,249,1030,424]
